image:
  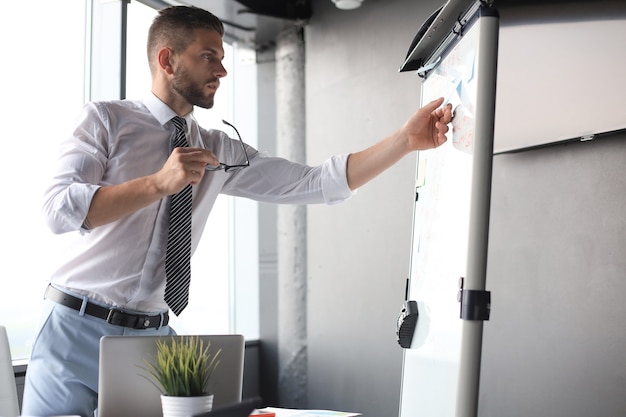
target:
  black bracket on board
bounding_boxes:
[396,278,419,348]
[457,277,491,321]
[397,300,419,348]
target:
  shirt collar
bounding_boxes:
[143,92,194,127]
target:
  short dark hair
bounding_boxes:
[147,6,224,73]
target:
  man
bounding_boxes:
[22,5,452,417]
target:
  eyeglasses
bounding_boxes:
[205,120,250,172]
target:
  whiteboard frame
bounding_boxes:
[455,10,498,417]
[397,4,499,417]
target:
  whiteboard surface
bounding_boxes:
[399,18,480,417]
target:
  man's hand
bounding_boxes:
[346,97,453,190]
[154,147,220,195]
[84,147,220,229]
[402,97,453,151]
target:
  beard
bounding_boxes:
[171,64,216,109]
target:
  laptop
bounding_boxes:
[98,334,245,417]
[192,396,263,417]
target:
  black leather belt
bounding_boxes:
[45,285,169,329]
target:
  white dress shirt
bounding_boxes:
[43,92,353,312]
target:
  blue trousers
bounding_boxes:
[21,295,173,417]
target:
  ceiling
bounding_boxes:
[182,0,312,51]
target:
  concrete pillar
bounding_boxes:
[275,26,307,408]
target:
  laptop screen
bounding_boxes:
[98,334,245,417]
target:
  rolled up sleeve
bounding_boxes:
[43,182,101,234]
[43,103,108,234]
[222,152,355,205]
[320,153,354,205]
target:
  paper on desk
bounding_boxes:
[260,407,361,417]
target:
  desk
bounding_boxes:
[258,408,360,417]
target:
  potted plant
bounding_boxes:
[142,336,221,417]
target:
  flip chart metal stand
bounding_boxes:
[397,2,499,417]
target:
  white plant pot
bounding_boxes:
[160,394,214,417]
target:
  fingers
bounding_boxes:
[439,103,454,124]
[435,120,449,134]
[186,171,204,186]
[178,149,211,183]
[421,97,445,114]
[162,147,219,192]
[428,98,452,147]
[173,147,220,171]
[435,121,450,145]
[423,98,453,128]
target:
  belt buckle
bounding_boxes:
[105,308,127,326]
[106,308,161,329]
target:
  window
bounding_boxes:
[1,0,258,363]
[0,0,88,362]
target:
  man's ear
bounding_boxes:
[157,47,175,75]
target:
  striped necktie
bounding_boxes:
[164,116,192,316]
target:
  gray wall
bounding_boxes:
[479,132,626,417]
[477,2,626,415]
[305,0,442,415]
[300,1,626,417]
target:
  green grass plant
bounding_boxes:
[142,336,221,397]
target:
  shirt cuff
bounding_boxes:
[321,153,356,205]
[46,183,101,234]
